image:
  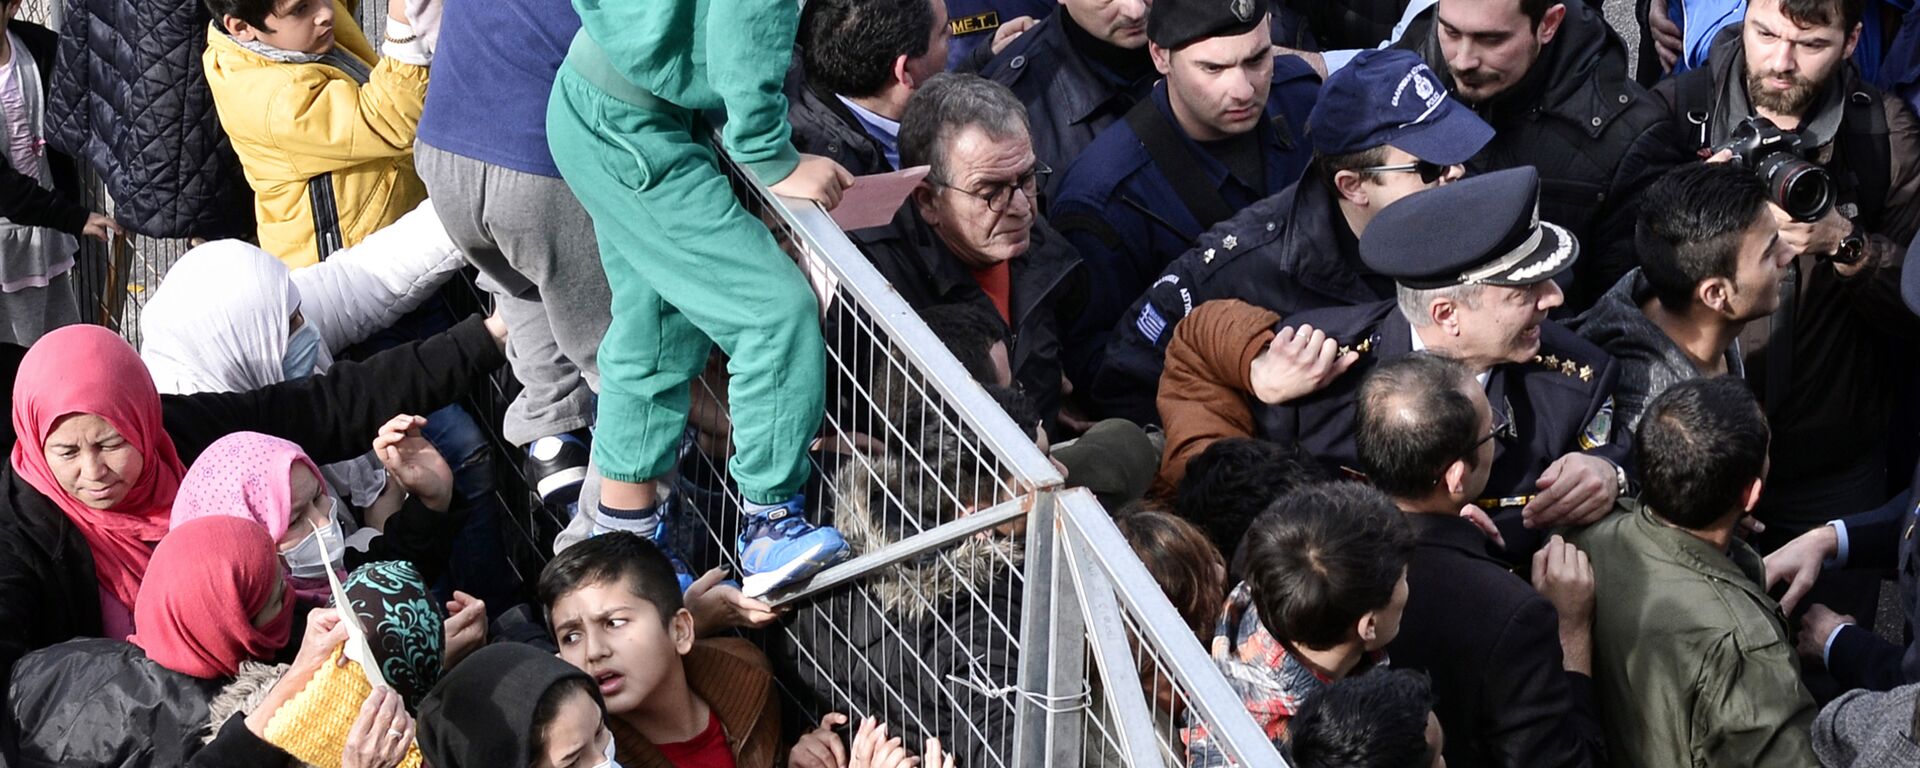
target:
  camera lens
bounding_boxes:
[1755,152,1834,222]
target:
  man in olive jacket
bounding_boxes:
[1567,377,1817,767]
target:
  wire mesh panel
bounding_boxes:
[1054,489,1292,768]
[652,142,1067,768]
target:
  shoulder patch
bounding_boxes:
[950,11,1001,37]
[1578,396,1614,451]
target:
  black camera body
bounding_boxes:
[1712,116,1836,223]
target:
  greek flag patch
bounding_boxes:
[1137,303,1169,344]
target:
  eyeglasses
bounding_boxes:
[1468,408,1518,454]
[1358,159,1449,185]
[930,162,1053,212]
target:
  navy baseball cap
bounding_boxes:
[1360,167,1578,289]
[1307,49,1493,166]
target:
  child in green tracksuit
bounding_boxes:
[548,0,854,597]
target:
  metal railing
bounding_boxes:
[679,142,1291,766]
[25,0,1290,755]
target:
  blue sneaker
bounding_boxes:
[737,496,850,597]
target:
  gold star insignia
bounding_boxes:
[1579,365,1593,382]
[1561,360,1577,376]
[1222,235,1238,250]
[1356,338,1374,353]
[1544,355,1560,368]
[1203,248,1216,264]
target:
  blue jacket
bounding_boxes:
[1049,64,1320,385]
[979,6,1156,204]
[943,0,1054,71]
[1091,169,1392,423]
[1253,299,1628,562]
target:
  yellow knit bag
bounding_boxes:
[262,647,424,768]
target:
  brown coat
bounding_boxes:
[1152,299,1279,497]
[612,638,781,768]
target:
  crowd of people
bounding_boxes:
[0,0,1918,764]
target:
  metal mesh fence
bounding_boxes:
[27,0,1291,756]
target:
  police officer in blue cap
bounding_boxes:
[1090,48,1492,424]
[1161,166,1626,562]
[1046,0,1321,390]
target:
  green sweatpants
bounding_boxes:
[546,65,824,505]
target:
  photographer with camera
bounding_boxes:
[1647,0,1920,644]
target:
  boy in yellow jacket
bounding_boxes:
[203,0,431,267]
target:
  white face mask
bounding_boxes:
[281,502,343,580]
[592,736,621,768]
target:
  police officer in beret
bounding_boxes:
[1090,48,1491,424]
[1045,0,1321,390]
[1159,167,1626,562]
[979,1,1318,205]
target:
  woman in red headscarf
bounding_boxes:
[0,314,508,696]
[1,517,295,767]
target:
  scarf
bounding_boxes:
[10,324,188,616]
[418,643,603,768]
[170,431,340,605]
[140,240,387,508]
[129,516,294,679]
[343,561,445,711]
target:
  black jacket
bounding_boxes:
[1386,515,1606,768]
[1651,26,1920,524]
[1284,0,1407,50]
[980,6,1156,205]
[0,315,505,696]
[786,68,892,178]
[1252,300,1627,561]
[851,206,1087,427]
[47,0,254,238]
[0,21,87,236]
[1399,1,1681,313]
[1092,170,1392,424]
[3,638,226,767]
[776,455,1023,768]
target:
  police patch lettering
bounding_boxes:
[950,11,1000,36]
[1578,397,1614,450]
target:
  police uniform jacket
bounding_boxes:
[1091,167,1392,424]
[1398,0,1678,313]
[1387,514,1606,768]
[981,6,1157,204]
[943,0,1055,72]
[851,205,1088,427]
[1049,65,1320,386]
[1252,299,1626,559]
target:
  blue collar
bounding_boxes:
[836,95,902,170]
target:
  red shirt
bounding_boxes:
[970,261,1012,325]
[655,710,735,768]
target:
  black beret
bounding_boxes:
[1148,0,1266,49]
[1358,167,1579,289]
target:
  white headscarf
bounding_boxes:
[140,240,386,507]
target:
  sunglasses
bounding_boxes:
[1358,159,1449,185]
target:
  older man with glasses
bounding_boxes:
[851,73,1088,432]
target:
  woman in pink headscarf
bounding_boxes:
[1,516,295,767]
[172,429,462,608]
[0,313,508,696]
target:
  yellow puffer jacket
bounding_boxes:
[202,3,428,268]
